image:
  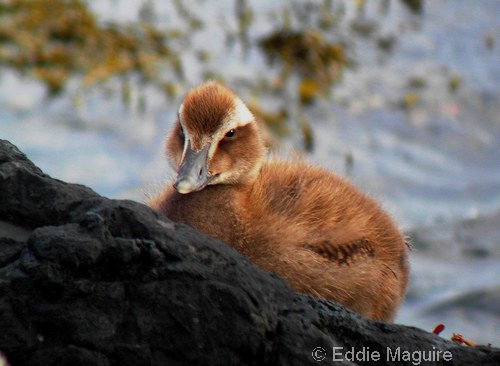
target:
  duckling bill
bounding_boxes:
[173,142,210,193]
[148,80,409,322]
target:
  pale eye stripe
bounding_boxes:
[212,98,254,149]
[232,98,254,127]
[177,103,184,125]
[176,103,190,159]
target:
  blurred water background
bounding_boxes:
[1,0,499,345]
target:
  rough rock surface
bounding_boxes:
[0,139,498,366]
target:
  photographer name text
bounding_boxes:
[312,346,452,364]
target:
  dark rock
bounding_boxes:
[0,139,499,365]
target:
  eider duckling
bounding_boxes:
[148,80,409,321]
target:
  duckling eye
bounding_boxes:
[224,129,236,139]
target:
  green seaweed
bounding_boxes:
[0,0,429,152]
[448,75,461,93]
[259,30,347,98]
[400,0,423,14]
[0,0,175,95]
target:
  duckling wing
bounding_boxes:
[252,160,391,259]
[303,237,375,266]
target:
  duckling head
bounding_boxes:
[166,80,266,194]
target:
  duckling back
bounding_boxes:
[238,160,409,321]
